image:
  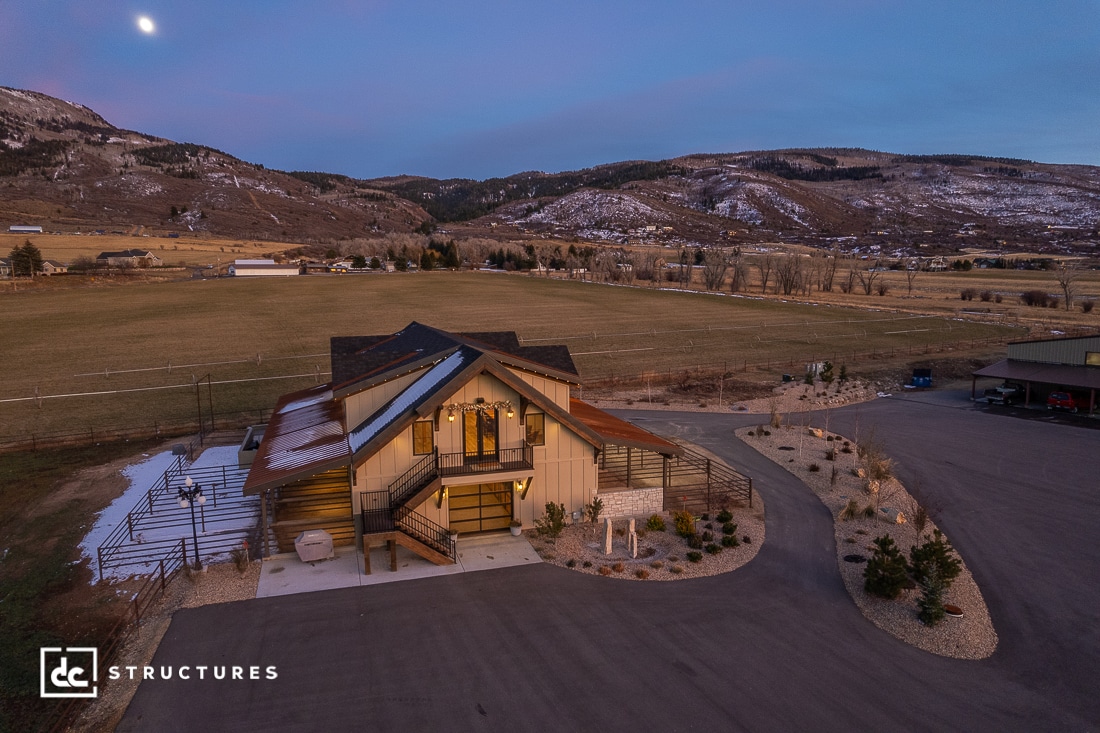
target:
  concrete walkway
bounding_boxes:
[256,532,542,598]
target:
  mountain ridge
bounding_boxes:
[2,86,1097,254]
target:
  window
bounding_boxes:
[1087,352,1100,367]
[525,412,545,446]
[412,420,434,455]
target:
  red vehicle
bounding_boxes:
[1046,391,1079,413]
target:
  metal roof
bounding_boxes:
[569,399,683,456]
[973,359,1100,390]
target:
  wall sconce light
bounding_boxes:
[514,480,524,493]
[506,407,515,418]
[447,409,455,422]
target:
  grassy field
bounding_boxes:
[0,271,1025,442]
[0,232,283,269]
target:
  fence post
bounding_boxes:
[159,558,166,591]
[126,512,133,541]
[748,478,754,508]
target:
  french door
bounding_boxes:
[463,409,498,462]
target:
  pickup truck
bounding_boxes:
[984,383,1025,406]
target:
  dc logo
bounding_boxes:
[40,647,98,699]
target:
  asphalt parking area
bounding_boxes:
[118,393,1100,731]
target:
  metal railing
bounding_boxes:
[360,490,395,533]
[388,452,440,507]
[599,443,753,513]
[96,462,255,578]
[395,506,457,561]
[437,444,533,478]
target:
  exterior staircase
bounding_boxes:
[360,453,457,570]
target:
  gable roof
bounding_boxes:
[331,321,578,396]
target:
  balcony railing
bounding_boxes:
[437,444,533,478]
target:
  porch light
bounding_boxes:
[506,407,515,418]
[515,479,524,493]
[447,409,455,422]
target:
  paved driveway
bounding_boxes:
[119,393,1100,732]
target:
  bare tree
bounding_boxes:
[855,263,881,296]
[819,249,840,292]
[619,250,637,284]
[1055,261,1081,310]
[728,248,748,293]
[904,258,920,295]
[775,253,804,295]
[677,248,692,289]
[756,253,775,294]
[702,248,728,290]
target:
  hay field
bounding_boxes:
[0,232,281,268]
[0,271,1021,442]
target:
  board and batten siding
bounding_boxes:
[509,369,571,410]
[350,371,597,527]
[343,368,427,430]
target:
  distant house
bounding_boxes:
[8,225,43,234]
[95,249,163,268]
[41,260,68,275]
[0,257,11,278]
[228,259,300,277]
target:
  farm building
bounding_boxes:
[8,225,43,233]
[95,249,163,268]
[241,323,706,570]
[972,333,1100,414]
[229,259,300,277]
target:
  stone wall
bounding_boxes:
[595,486,664,519]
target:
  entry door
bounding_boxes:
[463,409,498,461]
[448,482,513,534]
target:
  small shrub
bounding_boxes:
[635,569,650,580]
[840,500,860,521]
[841,445,853,454]
[855,529,868,535]
[687,534,704,550]
[960,288,976,301]
[673,510,696,538]
[994,293,1003,303]
[808,463,821,472]
[912,504,929,535]
[668,555,679,562]
[722,521,737,535]
[582,560,593,568]
[716,509,733,523]
[979,290,992,302]
[862,504,877,518]
[721,534,739,548]
[1082,300,1095,313]
[650,560,664,570]
[687,551,703,563]
[701,513,710,521]
[639,547,656,559]
[584,497,604,524]
[535,502,567,538]
[598,566,612,576]
[566,559,576,568]
[670,565,684,574]
[646,514,667,532]
[705,543,723,555]
[612,562,625,573]
[230,541,250,573]
[742,535,752,543]
[701,530,714,543]
[864,534,909,599]
[704,522,714,530]
[825,448,836,461]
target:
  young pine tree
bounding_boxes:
[864,534,909,599]
[917,564,947,627]
[909,529,962,589]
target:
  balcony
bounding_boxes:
[437,444,533,479]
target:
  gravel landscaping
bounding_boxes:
[736,421,998,660]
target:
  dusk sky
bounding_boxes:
[3,1,1097,180]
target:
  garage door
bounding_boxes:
[448,482,513,534]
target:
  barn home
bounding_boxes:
[242,322,685,570]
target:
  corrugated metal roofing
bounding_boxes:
[241,385,350,496]
[974,359,1100,390]
[569,398,683,456]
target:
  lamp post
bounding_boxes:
[178,476,206,570]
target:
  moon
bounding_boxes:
[137,16,155,34]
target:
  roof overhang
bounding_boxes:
[973,359,1100,391]
[568,399,683,456]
